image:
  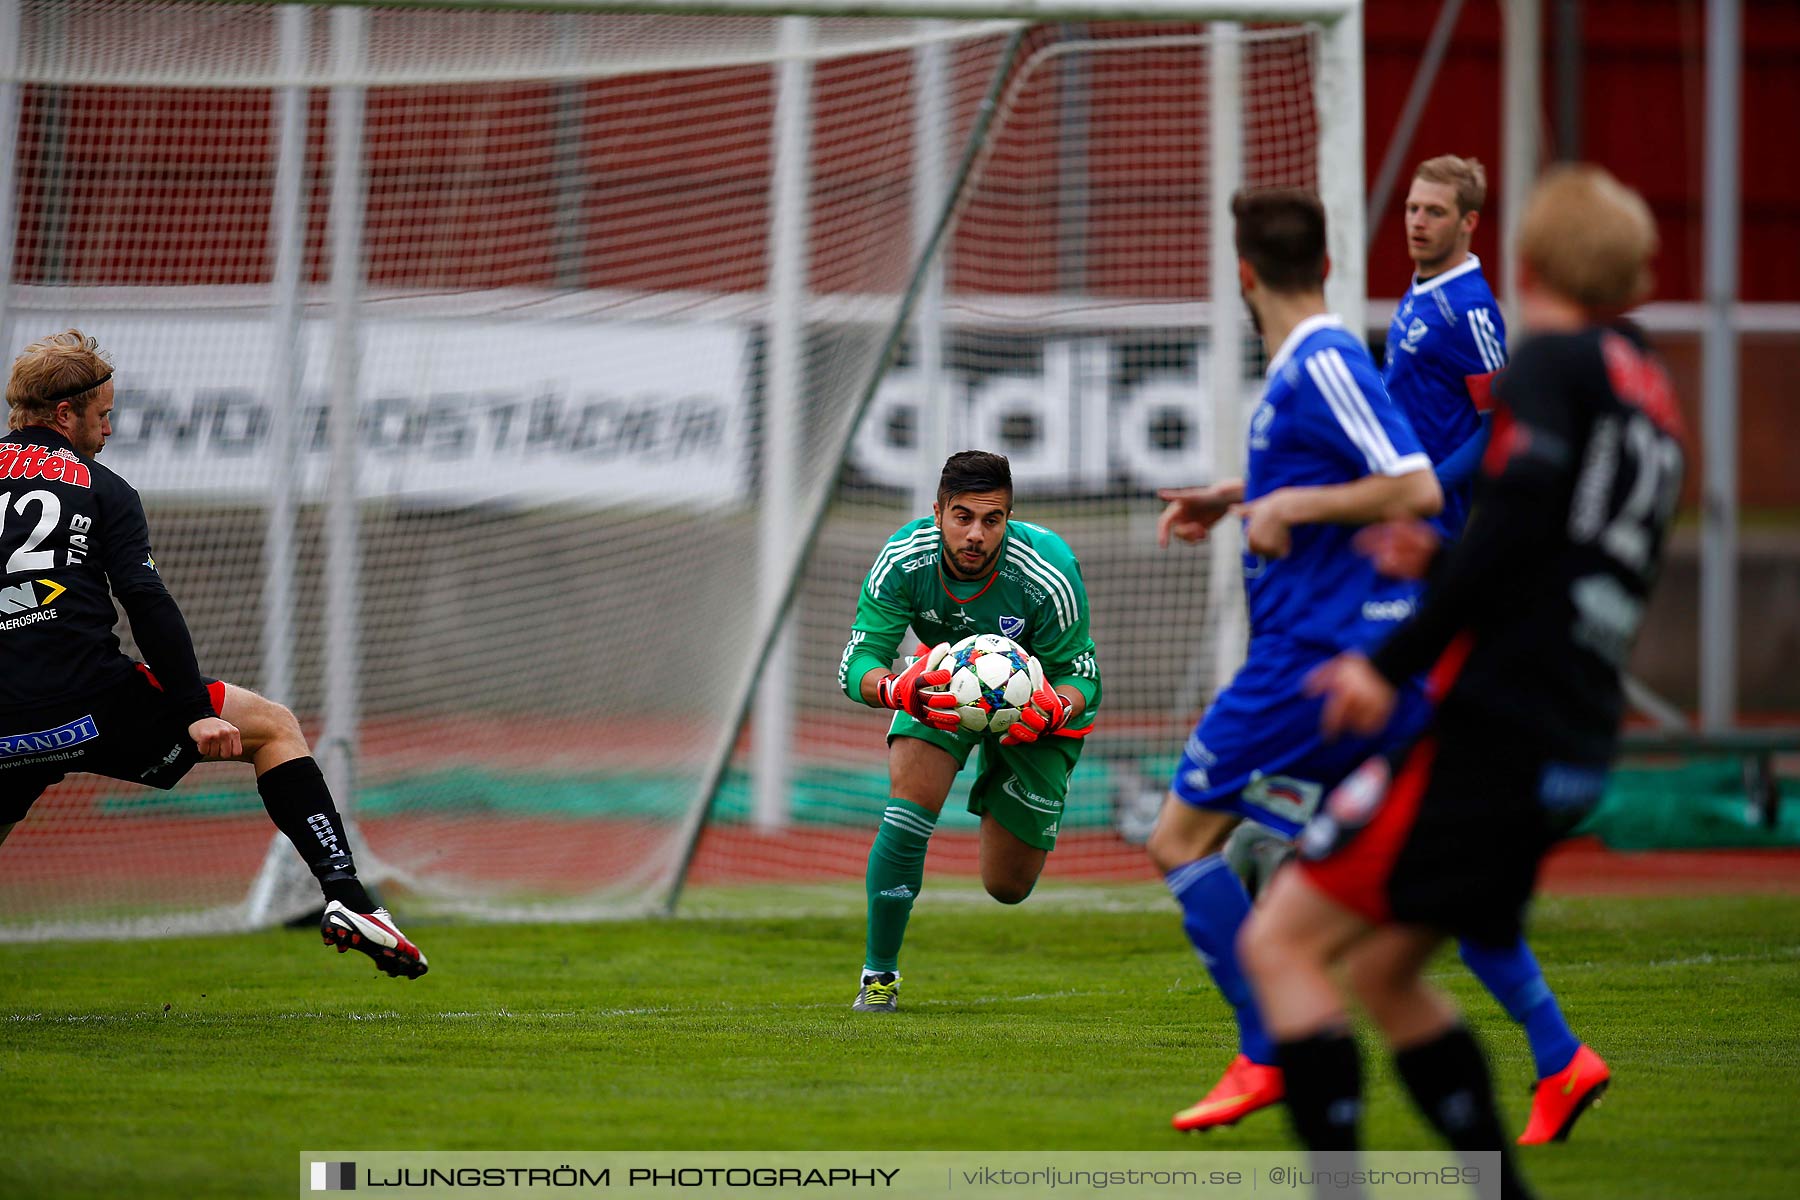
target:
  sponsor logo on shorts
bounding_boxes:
[1183,767,1212,794]
[998,615,1025,640]
[1001,776,1061,814]
[1362,598,1416,622]
[0,747,84,769]
[1296,813,1339,860]
[1538,762,1608,811]
[1324,757,1391,827]
[140,741,186,778]
[1243,771,1324,823]
[0,714,99,759]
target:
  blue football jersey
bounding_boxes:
[1243,314,1433,655]
[1383,253,1507,537]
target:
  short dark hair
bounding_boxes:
[937,450,1012,509]
[1232,188,1327,293]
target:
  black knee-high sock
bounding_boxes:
[257,756,373,910]
[1394,1025,1535,1200]
[1277,1029,1364,1150]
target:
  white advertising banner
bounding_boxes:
[52,317,753,507]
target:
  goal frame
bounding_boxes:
[644,0,1368,912]
[0,0,1364,932]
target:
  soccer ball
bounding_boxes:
[929,633,1036,734]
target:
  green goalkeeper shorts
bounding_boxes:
[887,712,1085,851]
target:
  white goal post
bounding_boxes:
[0,0,1363,938]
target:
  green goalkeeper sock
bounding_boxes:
[864,799,937,973]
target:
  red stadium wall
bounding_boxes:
[1367,0,1800,305]
[10,4,1798,504]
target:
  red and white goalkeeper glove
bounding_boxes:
[877,643,961,732]
[1000,656,1074,746]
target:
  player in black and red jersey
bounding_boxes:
[0,330,426,978]
[1238,166,1683,1199]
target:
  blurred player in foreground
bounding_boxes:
[1241,165,1682,1200]
[1229,153,1609,1144]
[837,450,1100,1011]
[1387,153,1606,1144]
[1149,188,1442,1130]
[0,330,426,979]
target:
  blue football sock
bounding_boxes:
[1459,936,1579,1079]
[1166,854,1275,1066]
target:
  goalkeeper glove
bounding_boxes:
[877,643,961,732]
[1000,656,1074,746]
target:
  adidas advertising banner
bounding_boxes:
[301,1151,1501,1198]
[850,337,1261,496]
[20,315,752,508]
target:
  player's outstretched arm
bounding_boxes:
[1237,468,1442,559]
[1156,480,1245,548]
[1433,413,1493,491]
[102,483,218,727]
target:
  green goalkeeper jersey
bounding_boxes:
[839,517,1101,730]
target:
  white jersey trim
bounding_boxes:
[1377,452,1434,478]
[1007,539,1078,631]
[1265,312,1345,380]
[867,527,938,596]
[1307,347,1417,477]
[1409,252,1484,297]
[1469,306,1507,371]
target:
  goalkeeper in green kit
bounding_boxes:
[837,450,1101,1012]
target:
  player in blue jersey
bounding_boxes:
[1384,154,1608,1145]
[1385,154,1507,539]
[1147,189,1443,1132]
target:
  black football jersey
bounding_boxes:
[1373,324,1686,762]
[0,426,212,723]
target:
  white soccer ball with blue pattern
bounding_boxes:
[933,633,1036,734]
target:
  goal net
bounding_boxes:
[0,1,1357,938]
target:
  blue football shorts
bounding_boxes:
[1170,648,1432,837]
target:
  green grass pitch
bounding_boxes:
[4,887,1797,1199]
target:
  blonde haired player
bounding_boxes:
[1242,166,1680,1200]
[0,330,427,979]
